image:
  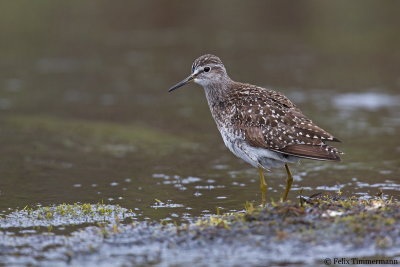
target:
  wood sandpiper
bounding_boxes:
[168,54,342,203]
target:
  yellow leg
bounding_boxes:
[258,167,267,205]
[281,164,293,201]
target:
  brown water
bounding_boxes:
[0,1,399,223]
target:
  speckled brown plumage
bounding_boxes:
[168,54,343,201]
[211,83,342,161]
[169,54,342,168]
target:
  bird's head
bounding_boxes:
[168,54,229,92]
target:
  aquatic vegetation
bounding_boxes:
[0,203,135,229]
[1,196,398,266]
[193,195,400,252]
[4,114,195,156]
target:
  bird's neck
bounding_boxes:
[203,78,233,107]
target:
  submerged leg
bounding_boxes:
[258,167,267,205]
[281,164,293,201]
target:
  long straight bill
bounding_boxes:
[168,75,194,92]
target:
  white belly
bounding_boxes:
[218,126,299,169]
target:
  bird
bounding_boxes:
[168,54,342,203]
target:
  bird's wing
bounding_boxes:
[226,85,342,161]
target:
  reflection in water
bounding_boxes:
[333,92,400,111]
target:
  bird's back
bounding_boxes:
[211,82,342,162]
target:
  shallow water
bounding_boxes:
[0,1,399,225]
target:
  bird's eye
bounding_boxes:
[204,66,210,72]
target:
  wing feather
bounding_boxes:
[222,84,343,160]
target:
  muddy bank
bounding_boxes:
[0,195,399,266]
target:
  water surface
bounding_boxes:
[0,1,399,224]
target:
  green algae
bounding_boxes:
[2,114,195,157]
[0,196,399,266]
[193,195,400,247]
[0,203,136,229]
